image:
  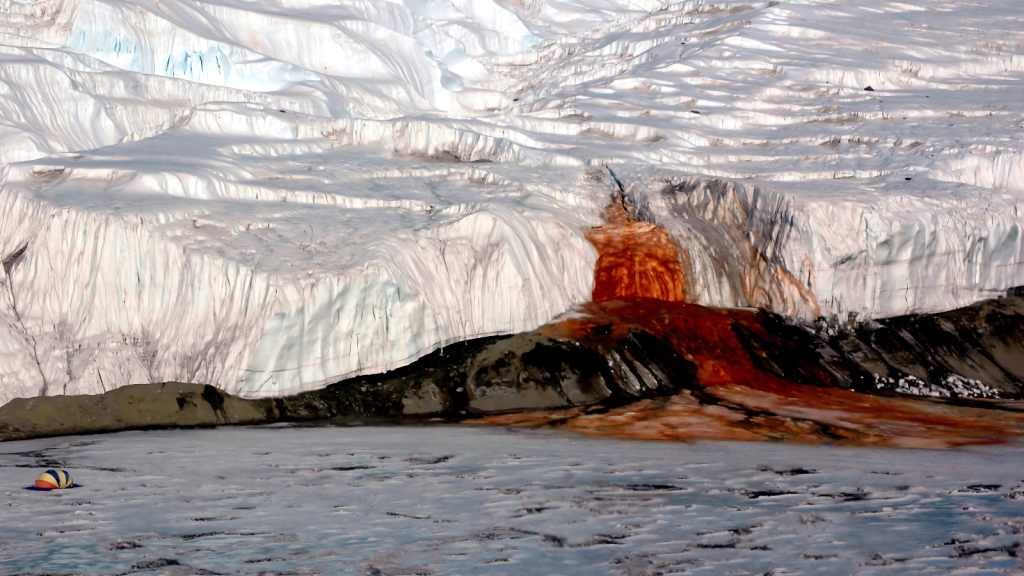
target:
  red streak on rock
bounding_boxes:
[468,200,1024,448]
[535,298,1024,447]
[584,197,687,303]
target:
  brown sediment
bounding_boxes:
[469,394,1024,448]
[467,198,1024,448]
[744,248,821,317]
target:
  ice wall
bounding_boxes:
[0,120,605,402]
[626,175,1024,320]
[1,0,1022,400]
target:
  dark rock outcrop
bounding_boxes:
[1,296,1021,442]
[0,383,275,441]
[273,325,695,421]
[0,326,694,441]
[753,296,1024,398]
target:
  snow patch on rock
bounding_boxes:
[873,373,1000,400]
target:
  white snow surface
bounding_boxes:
[1,426,1023,574]
[0,0,1023,400]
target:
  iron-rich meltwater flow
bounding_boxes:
[473,195,1024,447]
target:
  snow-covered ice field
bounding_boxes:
[1,426,1023,575]
[1,0,1023,402]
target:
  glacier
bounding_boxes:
[0,0,1022,402]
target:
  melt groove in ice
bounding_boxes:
[0,0,1022,401]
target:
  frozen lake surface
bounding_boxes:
[1,426,1023,575]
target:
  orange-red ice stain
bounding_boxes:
[468,198,1024,448]
[583,197,687,303]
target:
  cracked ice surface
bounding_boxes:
[0,426,1023,574]
[1,0,1023,400]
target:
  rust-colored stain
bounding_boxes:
[583,197,687,303]
[472,298,1024,447]
[467,198,1024,448]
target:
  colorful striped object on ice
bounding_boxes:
[34,469,73,490]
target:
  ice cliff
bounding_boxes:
[0,0,1022,401]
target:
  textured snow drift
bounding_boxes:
[1,426,1023,574]
[0,0,1022,400]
